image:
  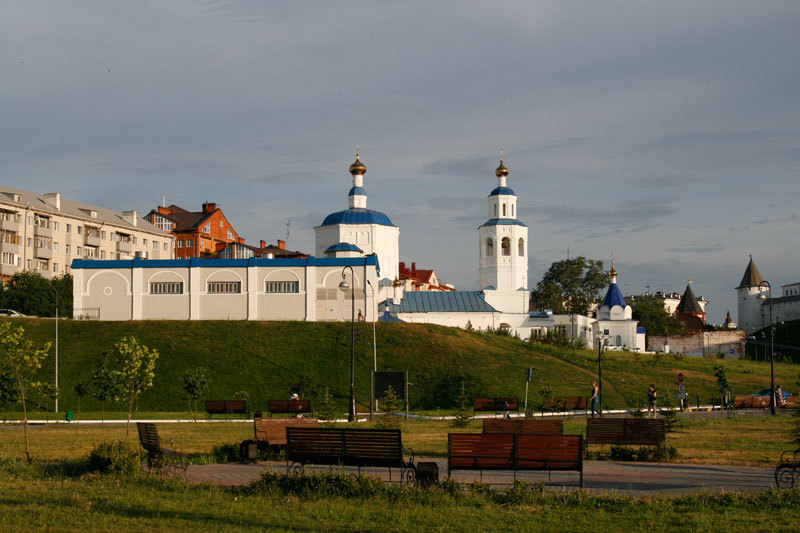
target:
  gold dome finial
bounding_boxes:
[349,144,367,176]
[495,148,508,178]
[609,252,617,279]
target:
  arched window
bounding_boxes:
[493,204,497,217]
[501,237,511,256]
[511,204,515,217]
[518,238,525,257]
[502,204,507,216]
[486,238,494,257]
[615,335,622,347]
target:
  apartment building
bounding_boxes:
[145,203,241,258]
[0,186,174,282]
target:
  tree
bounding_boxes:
[110,336,159,441]
[530,257,607,316]
[714,365,731,407]
[182,368,209,421]
[631,297,683,337]
[74,380,90,418]
[0,322,51,461]
[0,371,19,410]
[91,353,120,423]
[1,272,73,317]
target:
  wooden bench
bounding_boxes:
[732,395,770,409]
[483,418,563,435]
[473,397,518,417]
[136,422,188,475]
[205,400,250,418]
[543,396,589,412]
[783,395,797,408]
[286,427,415,483]
[448,433,583,487]
[585,419,666,456]
[254,417,320,447]
[268,399,312,417]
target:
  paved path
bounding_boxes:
[184,459,775,494]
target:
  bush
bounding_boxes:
[88,441,140,476]
[212,442,241,463]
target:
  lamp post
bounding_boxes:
[596,329,605,417]
[366,279,377,419]
[339,266,356,422]
[757,280,775,415]
[48,285,59,413]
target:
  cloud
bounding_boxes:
[664,245,725,254]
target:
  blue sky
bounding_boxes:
[2,1,798,323]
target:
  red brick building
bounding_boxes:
[145,203,241,258]
[398,261,454,292]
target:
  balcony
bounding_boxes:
[85,234,101,247]
[0,218,20,231]
[117,241,133,253]
[35,246,52,259]
[34,224,52,238]
[34,267,53,279]
[0,263,19,276]
[1,243,20,256]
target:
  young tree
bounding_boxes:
[529,257,607,316]
[182,368,209,421]
[91,354,120,423]
[74,380,90,418]
[110,336,159,441]
[713,365,731,407]
[0,322,51,461]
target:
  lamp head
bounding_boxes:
[339,280,350,291]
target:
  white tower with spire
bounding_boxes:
[737,255,768,332]
[478,156,529,313]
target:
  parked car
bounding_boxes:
[0,309,25,317]
[753,388,793,401]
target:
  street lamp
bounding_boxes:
[48,285,59,413]
[596,329,606,417]
[757,280,775,415]
[339,266,356,422]
[366,279,377,419]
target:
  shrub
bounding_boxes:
[212,442,241,463]
[376,386,401,430]
[88,441,140,476]
[452,382,471,428]
[317,387,336,422]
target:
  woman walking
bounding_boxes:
[647,384,658,418]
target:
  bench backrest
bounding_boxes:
[585,418,665,446]
[225,400,248,413]
[516,434,582,470]
[254,417,320,446]
[483,418,563,435]
[268,399,312,415]
[205,400,226,413]
[473,397,519,412]
[733,395,769,408]
[545,397,589,410]
[785,395,797,408]
[286,427,405,468]
[448,433,515,471]
[136,422,161,454]
[206,400,248,414]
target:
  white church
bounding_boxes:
[70,150,647,352]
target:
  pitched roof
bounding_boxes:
[153,205,215,232]
[601,283,627,308]
[677,284,704,315]
[675,312,705,333]
[738,256,764,288]
[381,291,498,313]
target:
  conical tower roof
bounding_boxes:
[677,283,704,315]
[737,256,764,289]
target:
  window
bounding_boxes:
[26,259,32,269]
[1,252,15,265]
[0,230,19,244]
[501,237,511,256]
[133,236,137,244]
[37,260,48,270]
[219,220,224,228]
[202,223,210,233]
[502,204,506,216]
[53,221,59,231]
[65,244,71,254]
[66,224,71,234]
[27,237,32,247]
[27,216,33,226]
[77,226,83,235]
[152,241,158,250]
[150,282,183,294]
[208,281,241,294]
[227,229,234,240]
[163,242,168,251]
[512,204,514,217]
[493,204,497,217]
[265,281,299,293]
[150,214,174,231]
[186,239,193,247]
[86,247,96,257]
[143,239,148,246]
[102,231,106,239]
[615,335,622,347]
[53,242,59,252]
[486,238,493,257]
[53,263,58,272]
[518,238,524,257]
[100,250,106,259]
[178,240,184,248]
[77,246,82,256]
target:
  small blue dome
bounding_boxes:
[348,186,367,196]
[489,186,516,196]
[479,218,527,227]
[324,242,364,254]
[320,208,396,227]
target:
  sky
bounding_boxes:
[2,1,798,324]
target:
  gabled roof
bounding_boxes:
[381,291,498,313]
[738,256,764,289]
[601,283,627,308]
[677,284,704,315]
[151,204,215,232]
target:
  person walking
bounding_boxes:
[647,384,658,418]
[590,381,599,418]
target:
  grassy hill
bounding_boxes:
[3,318,798,414]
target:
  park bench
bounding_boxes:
[732,395,770,409]
[286,427,416,483]
[268,399,312,417]
[783,395,797,408]
[473,397,518,417]
[775,446,800,489]
[136,422,188,475]
[482,418,563,435]
[447,433,583,487]
[543,396,589,413]
[585,419,666,458]
[205,400,250,418]
[254,417,320,447]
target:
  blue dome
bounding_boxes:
[601,283,627,309]
[320,208,396,227]
[324,242,364,254]
[489,186,516,196]
[348,186,367,196]
[479,218,527,227]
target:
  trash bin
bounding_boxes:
[240,440,258,463]
[416,461,439,487]
[65,411,74,422]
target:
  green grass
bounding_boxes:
[0,463,798,532]
[3,317,799,416]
